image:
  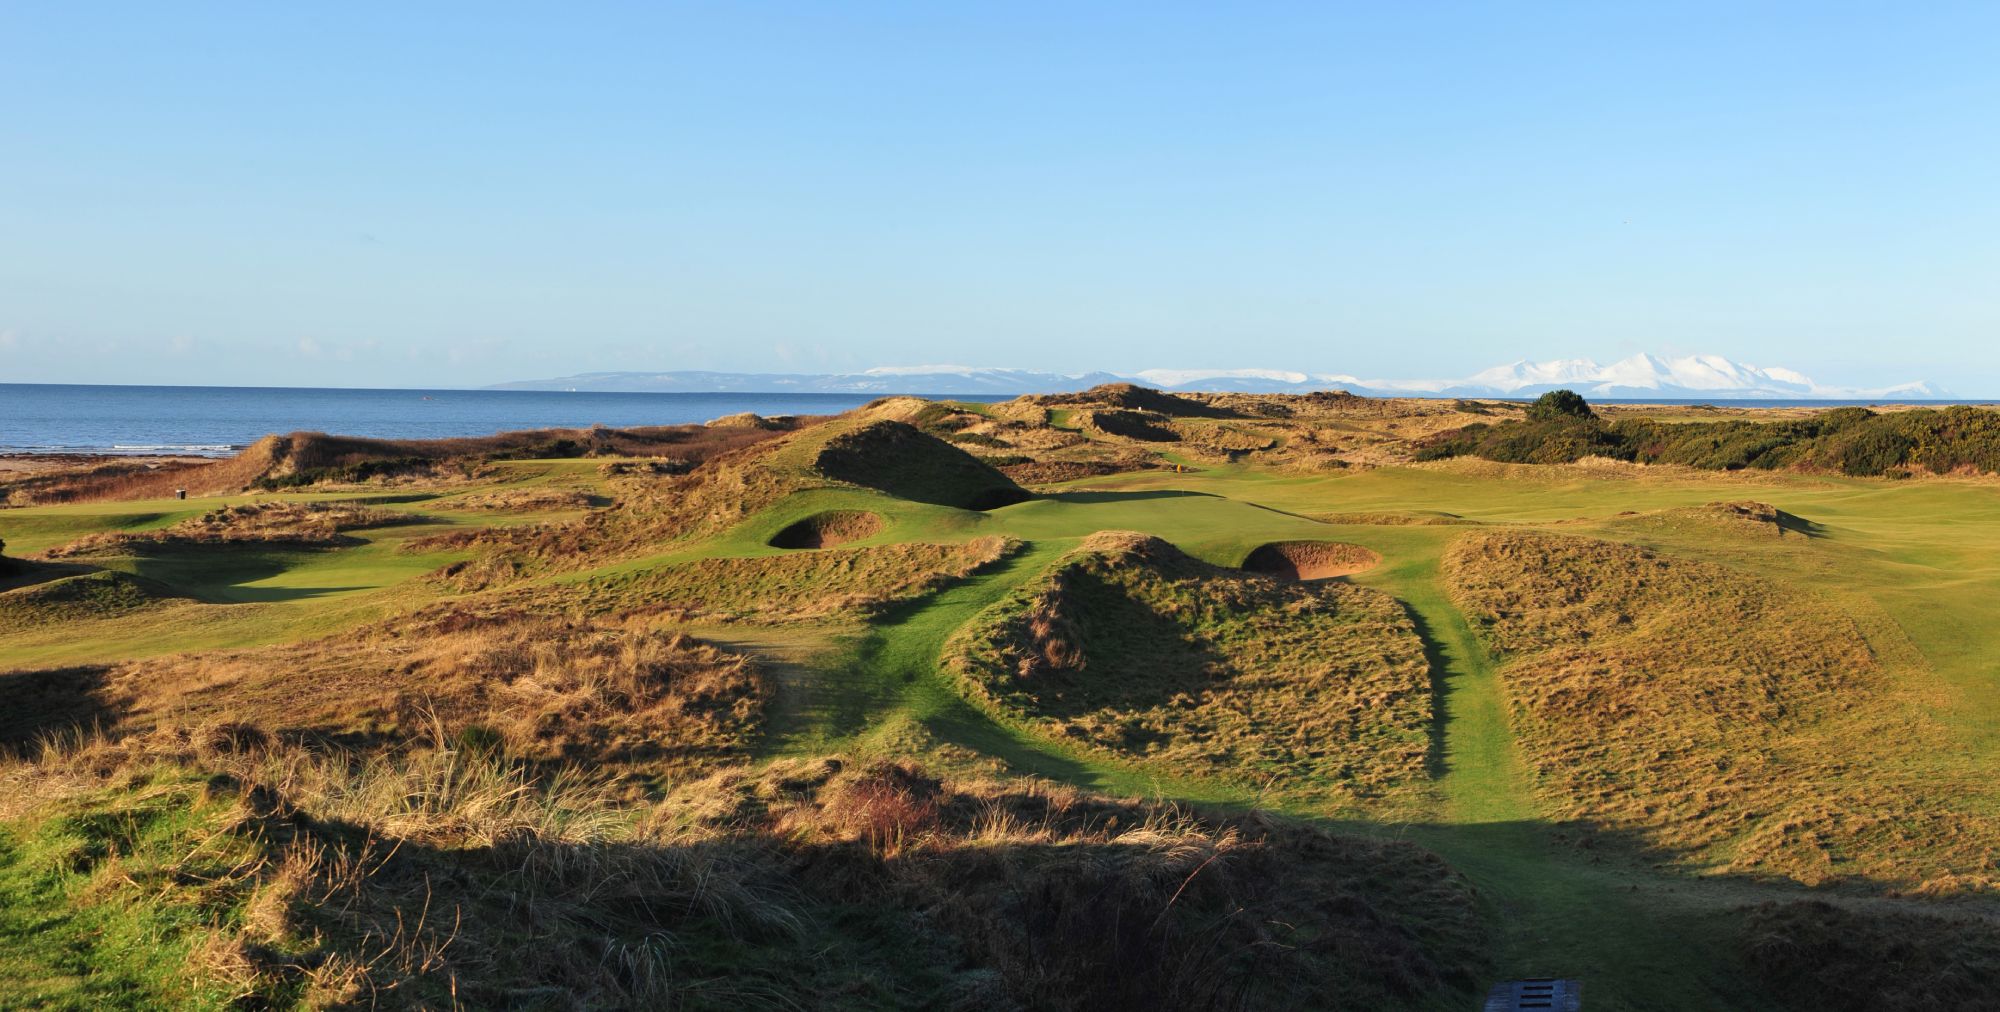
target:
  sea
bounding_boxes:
[0,383,1988,458]
[0,383,994,457]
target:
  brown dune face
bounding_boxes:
[768,510,885,549]
[1242,540,1382,581]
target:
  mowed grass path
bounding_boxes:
[742,477,1816,1008]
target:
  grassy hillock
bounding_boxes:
[806,419,1031,509]
[417,415,1030,587]
[566,536,1021,622]
[0,570,182,634]
[1444,529,2000,888]
[946,532,1434,804]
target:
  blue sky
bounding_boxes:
[2,2,1996,390]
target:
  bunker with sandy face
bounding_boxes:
[1242,540,1381,581]
[768,510,885,549]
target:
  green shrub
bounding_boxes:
[1525,389,1595,422]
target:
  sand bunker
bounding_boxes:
[768,510,885,549]
[1241,540,1381,581]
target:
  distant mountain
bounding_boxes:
[492,355,1947,400]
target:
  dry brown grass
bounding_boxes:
[567,536,1020,623]
[0,423,789,505]
[427,487,600,512]
[983,386,1515,471]
[393,415,1017,583]
[1444,529,2000,889]
[42,501,411,558]
[1,735,1486,1010]
[947,532,1434,806]
[0,457,215,506]
[655,757,1490,1010]
[13,608,769,773]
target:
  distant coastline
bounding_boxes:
[3,381,1993,458]
[0,383,991,457]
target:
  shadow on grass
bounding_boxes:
[1393,599,1454,782]
[0,666,118,753]
[1035,490,1222,505]
[121,546,364,603]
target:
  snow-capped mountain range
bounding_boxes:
[492,354,1945,400]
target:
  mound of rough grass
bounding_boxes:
[1084,409,1182,442]
[571,536,1020,623]
[43,501,408,558]
[21,608,767,771]
[807,419,1031,509]
[0,747,1487,1011]
[428,488,600,512]
[1242,540,1381,580]
[997,455,1163,485]
[0,570,180,633]
[1739,900,2000,1011]
[946,532,1433,804]
[766,509,884,549]
[1610,500,1819,539]
[1178,424,1279,454]
[412,415,1028,583]
[1444,530,2000,888]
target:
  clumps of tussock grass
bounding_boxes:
[0,456,215,507]
[1738,900,2000,1011]
[567,535,1021,623]
[0,734,801,1009]
[425,487,601,512]
[1444,530,2000,889]
[655,757,1490,1010]
[997,454,1164,485]
[40,609,769,773]
[1083,408,1183,442]
[1,736,1489,1010]
[946,532,1434,807]
[42,500,411,558]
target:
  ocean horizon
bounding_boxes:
[2,382,1994,457]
